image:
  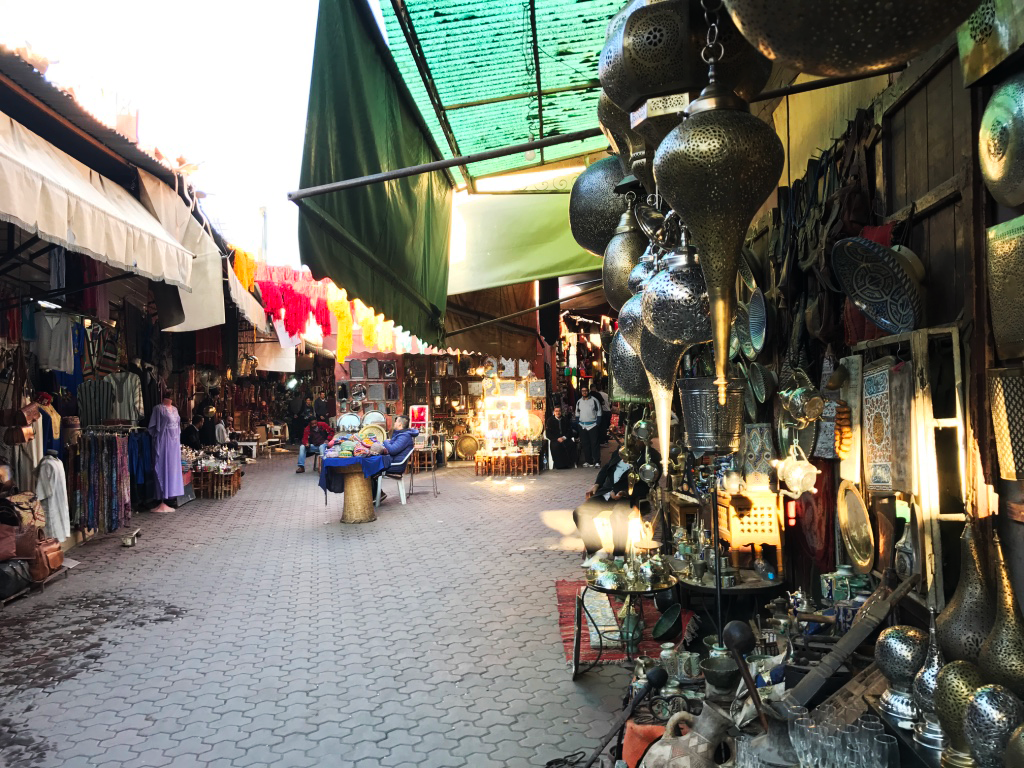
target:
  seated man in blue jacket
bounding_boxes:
[368,415,419,501]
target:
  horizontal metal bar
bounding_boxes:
[0,271,135,312]
[288,128,603,200]
[445,284,602,338]
[444,81,601,111]
[750,64,907,103]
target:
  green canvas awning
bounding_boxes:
[448,191,601,296]
[297,0,453,345]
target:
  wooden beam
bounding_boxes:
[884,168,965,223]
[876,37,958,119]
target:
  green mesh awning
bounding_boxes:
[377,0,618,185]
[298,0,453,345]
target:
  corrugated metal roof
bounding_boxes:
[0,48,232,254]
[378,0,615,183]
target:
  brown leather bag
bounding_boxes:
[0,524,15,561]
[29,529,62,582]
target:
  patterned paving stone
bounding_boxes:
[0,460,628,766]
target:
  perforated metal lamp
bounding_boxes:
[602,208,649,312]
[653,72,784,402]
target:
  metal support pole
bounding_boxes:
[287,128,602,200]
[749,64,906,103]
[711,467,724,640]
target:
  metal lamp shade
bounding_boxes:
[989,367,1024,480]
[678,376,745,454]
[619,292,645,350]
[627,256,657,295]
[603,210,648,311]
[569,156,627,256]
[722,0,980,77]
[981,74,1024,207]
[640,252,711,346]
[610,331,651,399]
[654,92,784,403]
[599,0,698,113]
[598,91,656,192]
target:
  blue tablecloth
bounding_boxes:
[319,455,391,497]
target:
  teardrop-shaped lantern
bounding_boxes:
[599,0,697,113]
[654,78,784,402]
[619,293,645,351]
[641,235,712,347]
[610,331,651,399]
[603,209,648,312]
[639,326,685,475]
[569,156,627,257]
[722,0,978,77]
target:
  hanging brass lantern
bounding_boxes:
[603,208,648,312]
[619,292,645,350]
[641,231,712,347]
[598,92,656,192]
[610,331,651,399]
[627,247,658,294]
[722,0,979,77]
[599,0,698,113]
[569,156,627,256]
[654,75,784,402]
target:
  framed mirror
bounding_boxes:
[385,382,399,400]
[365,358,380,379]
[382,360,397,379]
[368,383,386,401]
[349,359,364,379]
[351,383,367,402]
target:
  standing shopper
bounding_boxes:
[314,391,330,422]
[575,385,602,467]
[546,406,575,469]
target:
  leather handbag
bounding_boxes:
[0,524,15,561]
[29,529,63,582]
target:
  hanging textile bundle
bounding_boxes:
[231,246,257,292]
[280,283,312,338]
[313,298,333,338]
[328,287,353,360]
[377,320,395,352]
[257,281,284,318]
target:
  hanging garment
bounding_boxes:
[52,322,85,397]
[37,403,62,459]
[13,420,43,492]
[35,455,70,543]
[34,312,74,373]
[77,378,113,427]
[49,247,65,301]
[106,372,144,422]
[148,404,184,499]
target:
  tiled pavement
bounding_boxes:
[0,456,629,767]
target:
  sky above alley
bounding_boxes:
[0,0,391,267]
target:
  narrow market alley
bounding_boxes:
[0,459,628,768]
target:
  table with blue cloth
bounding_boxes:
[319,455,391,523]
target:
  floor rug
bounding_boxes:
[556,579,698,667]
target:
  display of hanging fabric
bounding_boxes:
[71,429,140,533]
[377,320,395,352]
[313,298,332,337]
[231,246,257,292]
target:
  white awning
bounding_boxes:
[226,262,271,333]
[0,112,193,289]
[137,169,223,332]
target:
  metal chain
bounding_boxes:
[700,0,725,64]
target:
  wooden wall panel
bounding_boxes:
[882,57,972,326]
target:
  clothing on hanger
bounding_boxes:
[106,371,144,423]
[36,455,70,543]
[33,312,74,373]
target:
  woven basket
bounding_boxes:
[338,466,377,524]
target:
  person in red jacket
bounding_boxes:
[296,417,331,473]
